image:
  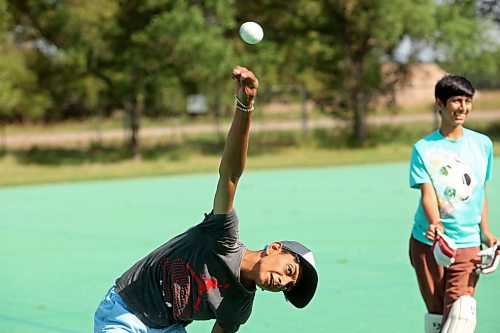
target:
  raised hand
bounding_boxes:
[232,66,259,108]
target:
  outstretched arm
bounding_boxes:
[213,66,259,214]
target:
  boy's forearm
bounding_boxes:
[480,196,489,232]
[479,195,498,246]
[421,184,441,225]
[420,183,444,240]
[218,109,251,182]
[213,66,258,214]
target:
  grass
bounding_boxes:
[1,118,500,188]
[0,146,404,187]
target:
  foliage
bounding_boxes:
[433,0,500,88]
[0,38,52,121]
[1,0,499,148]
[0,0,51,122]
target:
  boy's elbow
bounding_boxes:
[219,162,244,181]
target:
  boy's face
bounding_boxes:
[437,95,472,128]
[254,242,301,292]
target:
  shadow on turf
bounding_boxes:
[7,133,301,166]
[6,122,500,166]
[6,129,329,166]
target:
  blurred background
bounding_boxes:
[0,0,499,187]
[1,1,500,333]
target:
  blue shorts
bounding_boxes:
[94,287,187,333]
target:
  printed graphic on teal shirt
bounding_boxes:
[424,148,476,218]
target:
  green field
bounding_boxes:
[1,109,499,332]
[1,162,499,333]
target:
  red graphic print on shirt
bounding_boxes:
[186,262,230,310]
[161,258,231,318]
[161,258,192,318]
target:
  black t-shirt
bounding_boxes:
[115,209,255,333]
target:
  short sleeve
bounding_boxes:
[410,145,431,189]
[198,209,240,253]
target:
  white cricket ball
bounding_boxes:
[239,21,264,45]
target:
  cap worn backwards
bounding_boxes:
[280,240,318,308]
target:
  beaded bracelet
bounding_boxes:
[235,96,254,112]
[236,104,254,112]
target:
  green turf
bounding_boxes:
[0,161,499,332]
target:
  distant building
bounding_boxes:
[392,63,447,107]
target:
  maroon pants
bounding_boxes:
[409,237,481,324]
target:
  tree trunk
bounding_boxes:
[133,92,144,161]
[125,92,143,161]
[0,121,5,153]
[353,90,366,142]
[350,59,368,143]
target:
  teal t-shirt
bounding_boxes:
[409,128,493,247]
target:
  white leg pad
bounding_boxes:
[425,313,443,333]
[441,296,477,333]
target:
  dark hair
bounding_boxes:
[435,75,475,105]
[280,249,300,264]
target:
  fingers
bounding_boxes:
[475,243,500,274]
[486,239,496,248]
[481,234,496,248]
[232,66,258,86]
[426,224,444,241]
[231,65,243,80]
[232,65,259,105]
[477,255,500,274]
[480,230,498,248]
[425,229,436,242]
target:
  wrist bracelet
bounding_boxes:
[235,96,254,112]
[236,104,254,112]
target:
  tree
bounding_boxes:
[477,0,500,24]
[6,0,238,158]
[4,0,497,149]
[5,0,128,129]
[236,0,437,142]
[98,0,237,159]
[433,0,500,88]
[0,0,52,126]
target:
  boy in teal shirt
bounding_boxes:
[409,75,497,333]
